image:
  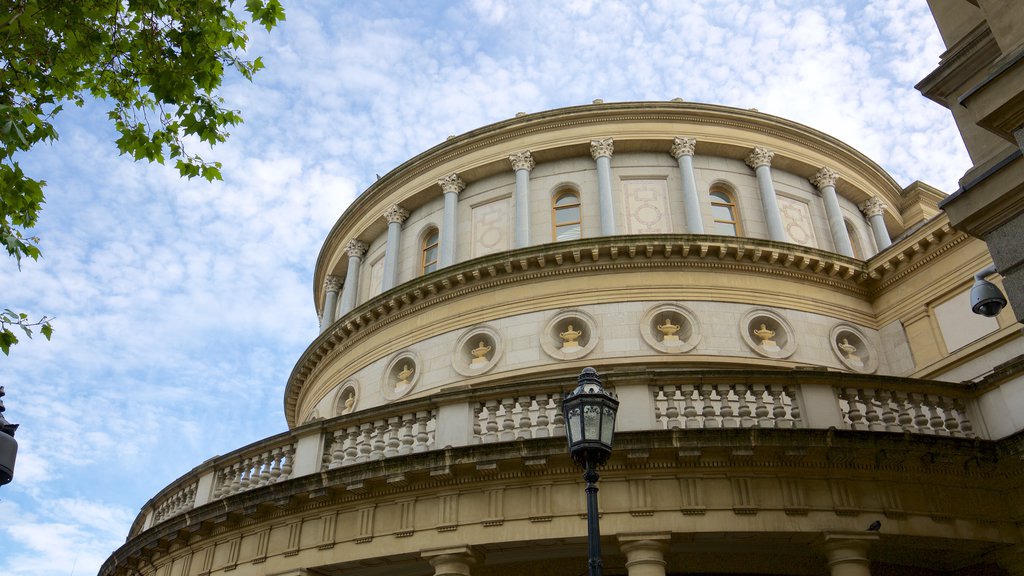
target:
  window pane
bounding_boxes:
[555,206,580,225]
[423,261,437,274]
[424,245,437,262]
[425,230,439,245]
[711,204,734,222]
[713,221,737,236]
[710,191,729,203]
[556,223,581,241]
[555,193,578,207]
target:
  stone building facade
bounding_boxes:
[100,102,1024,576]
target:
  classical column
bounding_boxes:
[591,138,617,236]
[509,151,535,248]
[821,533,878,576]
[745,147,787,242]
[811,167,854,257]
[319,275,343,333]
[337,239,368,317]
[381,205,409,292]
[670,137,704,234]
[859,197,892,251]
[422,546,478,576]
[618,533,671,576]
[438,173,465,268]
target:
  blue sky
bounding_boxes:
[0,1,970,573]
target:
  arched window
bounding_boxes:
[421,227,439,274]
[710,188,741,236]
[845,219,863,259]
[552,190,582,241]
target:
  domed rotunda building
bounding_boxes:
[101,101,1024,576]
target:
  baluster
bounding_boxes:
[371,420,388,460]
[664,387,681,429]
[953,399,974,438]
[258,452,272,486]
[400,414,416,454]
[329,430,346,468]
[535,394,551,438]
[357,422,374,462]
[768,386,789,428]
[414,410,431,452]
[894,391,913,431]
[736,383,754,427]
[844,388,865,430]
[719,384,737,428]
[279,445,293,481]
[233,461,248,493]
[343,426,360,465]
[682,385,699,428]
[753,385,771,427]
[552,394,566,436]
[383,417,401,457]
[939,397,960,437]
[653,387,665,426]
[269,448,283,482]
[212,469,226,499]
[500,397,516,441]
[517,397,534,439]
[699,384,718,428]
[472,403,484,444]
[784,386,802,427]
[484,399,500,442]
[862,389,882,431]
[910,394,931,434]
[880,390,900,432]
[927,395,947,435]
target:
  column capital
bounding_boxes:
[858,197,886,218]
[422,545,479,576]
[745,146,775,169]
[670,136,696,158]
[383,204,410,224]
[811,167,840,190]
[438,173,466,195]
[819,532,879,571]
[590,137,614,159]
[324,275,343,292]
[345,239,368,258]
[508,151,535,172]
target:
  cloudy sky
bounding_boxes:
[0,1,970,573]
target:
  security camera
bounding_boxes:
[970,264,1007,317]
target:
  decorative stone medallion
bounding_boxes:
[830,325,878,373]
[541,309,599,360]
[740,309,797,359]
[641,304,701,353]
[453,325,503,376]
[382,350,421,400]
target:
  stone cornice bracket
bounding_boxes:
[508,151,535,172]
[324,275,343,292]
[438,173,466,195]
[670,136,696,158]
[383,205,410,224]
[745,146,775,170]
[345,239,368,258]
[590,137,614,159]
[859,197,886,218]
[810,167,840,190]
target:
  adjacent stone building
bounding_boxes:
[100,101,1023,576]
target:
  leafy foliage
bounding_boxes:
[1,309,52,356]
[0,0,284,354]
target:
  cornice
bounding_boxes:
[313,101,906,312]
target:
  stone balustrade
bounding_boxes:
[133,369,983,536]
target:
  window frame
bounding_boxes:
[551,189,582,241]
[421,227,440,274]
[709,187,741,236]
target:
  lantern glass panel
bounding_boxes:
[601,406,616,445]
[567,406,581,444]
[584,404,601,440]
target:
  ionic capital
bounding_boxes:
[670,136,696,158]
[383,205,410,224]
[810,167,840,190]
[324,275,343,292]
[345,239,368,258]
[590,138,614,160]
[508,151,535,172]
[859,197,886,218]
[745,146,774,170]
[438,173,465,195]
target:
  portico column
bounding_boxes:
[337,239,368,317]
[319,275,343,333]
[746,147,787,242]
[438,173,465,268]
[381,205,409,291]
[859,197,892,251]
[591,138,617,236]
[821,533,878,576]
[811,167,854,257]
[670,137,704,234]
[618,533,671,576]
[509,151,535,248]
[422,546,478,576]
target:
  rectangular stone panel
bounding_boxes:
[622,179,672,234]
[472,197,511,257]
[777,195,818,248]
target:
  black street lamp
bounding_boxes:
[0,387,19,486]
[562,367,619,576]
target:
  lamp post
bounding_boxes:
[562,367,619,576]
[0,387,19,486]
